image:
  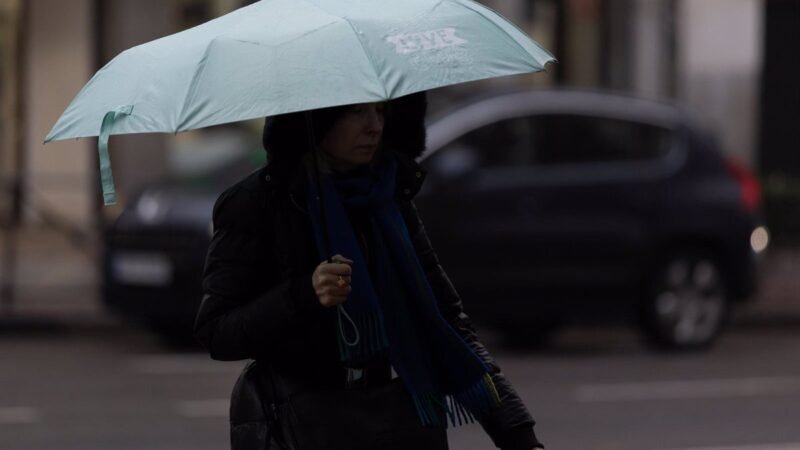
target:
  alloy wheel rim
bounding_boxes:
[654,257,725,345]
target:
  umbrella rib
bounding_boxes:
[175,38,218,132]
[451,0,556,66]
[339,16,389,100]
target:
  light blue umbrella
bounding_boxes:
[46,0,555,205]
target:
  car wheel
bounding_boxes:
[640,250,730,351]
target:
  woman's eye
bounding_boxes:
[347,104,384,119]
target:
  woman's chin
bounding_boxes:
[359,148,377,158]
[355,151,377,165]
[326,144,385,171]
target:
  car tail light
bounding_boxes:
[725,157,761,212]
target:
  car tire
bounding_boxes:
[639,249,730,351]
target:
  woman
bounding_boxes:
[194,92,545,450]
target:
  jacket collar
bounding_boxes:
[391,150,427,200]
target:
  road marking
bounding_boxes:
[128,355,244,375]
[574,376,800,402]
[658,444,800,450]
[176,399,229,418]
[0,407,40,424]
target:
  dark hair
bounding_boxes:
[262,91,428,174]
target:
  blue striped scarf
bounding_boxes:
[305,152,501,428]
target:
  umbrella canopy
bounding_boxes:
[46,0,553,142]
[45,0,554,204]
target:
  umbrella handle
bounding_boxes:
[98,105,133,206]
[307,113,360,348]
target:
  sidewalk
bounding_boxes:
[0,226,118,331]
[1,226,798,331]
[733,243,800,327]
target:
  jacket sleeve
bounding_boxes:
[400,199,544,450]
[193,184,325,361]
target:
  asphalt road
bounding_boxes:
[1,324,800,450]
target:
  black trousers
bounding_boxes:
[271,378,449,450]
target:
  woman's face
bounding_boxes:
[319,102,386,171]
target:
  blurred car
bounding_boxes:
[415,89,767,350]
[102,131,263,344]
[103,89,767,350]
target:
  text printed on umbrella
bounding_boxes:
[386,28,467,54]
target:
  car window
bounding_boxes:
[532,114,673,166]
[427,113,673,177]
[427,116,533,176]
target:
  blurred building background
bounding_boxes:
[0,0,798,315]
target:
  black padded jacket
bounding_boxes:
[193,150,543,450]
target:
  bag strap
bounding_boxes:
[259,362,300,450]
[243,361,282,450]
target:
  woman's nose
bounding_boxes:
[365,107,384,133]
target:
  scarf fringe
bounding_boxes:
[411,373,502,428]
[336,309,389,363]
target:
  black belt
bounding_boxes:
[341,360,393,389]
[266,360,395,400]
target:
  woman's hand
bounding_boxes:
[312,254,353,307]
